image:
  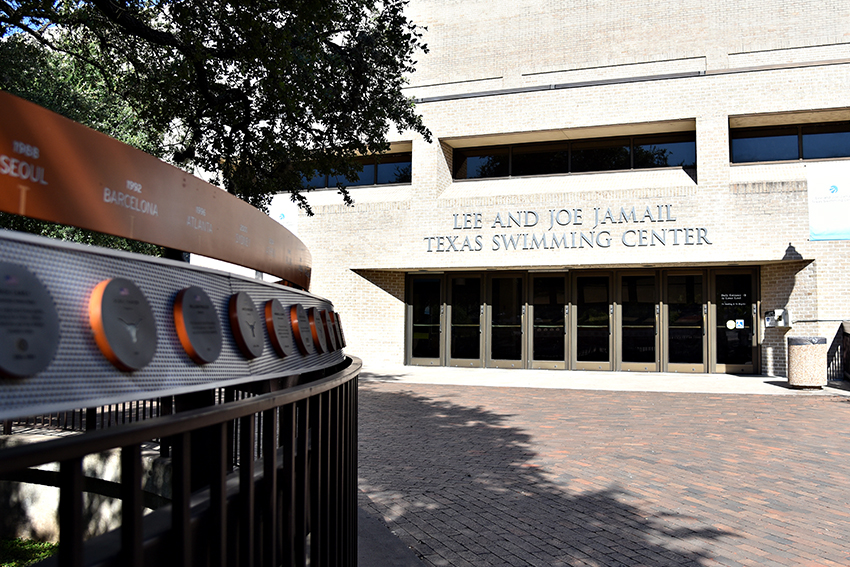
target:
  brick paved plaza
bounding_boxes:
[358,381,850,566]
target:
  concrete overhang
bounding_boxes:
[440,119,697,149]
[730,107,850,128]
[351,258,813,273]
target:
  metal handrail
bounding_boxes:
[0,361,357,473]
[0,356,361,567]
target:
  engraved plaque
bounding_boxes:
[265,299,294,358]
[320,310,338,352]
[307,307,328,354]
[290,303,313,355]
[173,286,222,365]
[0,263,60,378]
[228,292,264,359]
[89,278,157,372]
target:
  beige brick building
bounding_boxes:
[297,0,850,377]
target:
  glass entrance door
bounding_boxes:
[407,268,759,373]
[530,275,567,369]
[618,274,658,371]
[448,275,483,367]
[664,273,706,372]
[713,272,756,373]
[573,274,612,370]
[487,275,524,368]
[407,276,443,365]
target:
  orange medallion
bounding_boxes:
[88,278,157,372]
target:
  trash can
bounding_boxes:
[787,336,827,388]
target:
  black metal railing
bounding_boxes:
[3,399,166,436]
[0,357,361,567]
[842,322,850,381]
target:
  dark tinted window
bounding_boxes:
[454,148,510,179]
[512,144,569,176]
[730,126,799,162]
[301,172,326,189]
[802,122,850,160]
[731,122,850,162]
[571,138,630,172]
[329,164,375,187]
[634,134,696,168]
[302,152,411,188]
[451,132,697,179]
[377,154,412,184]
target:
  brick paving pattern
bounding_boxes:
[358,381,850,566]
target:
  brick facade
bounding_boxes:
[298,0,850,374]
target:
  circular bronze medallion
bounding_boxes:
[0,263,60,378]
[173,286,222,365]
[335,312,347,347]
[307,307,328,354]
[228,292,264,359]
[329,311,344,350]
[89,278,157,372]
[290,304,313,355]
[320,310,338,351]
[265,299,294,358]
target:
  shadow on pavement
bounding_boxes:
[360,370,412,383]
[358,385,735,567]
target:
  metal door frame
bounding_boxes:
[661,269,708,373]
[486,272,527,368]
[709,268,760,374]
[405,273,446,366]
[616,270,660,372]
[447,273,485,367]
[571,271,613,371]
[528,272,569,370]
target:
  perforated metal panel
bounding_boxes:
[0,231,345,420]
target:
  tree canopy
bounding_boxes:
[1,0,431,214]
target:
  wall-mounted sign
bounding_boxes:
[290,304,314,355]
[265,298,294,358]
[0,92,311,287]
[173,286,222,365]
[89,278,157,372]
[0,263,60,378]
[228,292,264,359]
[807,162,850,241]
[307,307,328,354]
